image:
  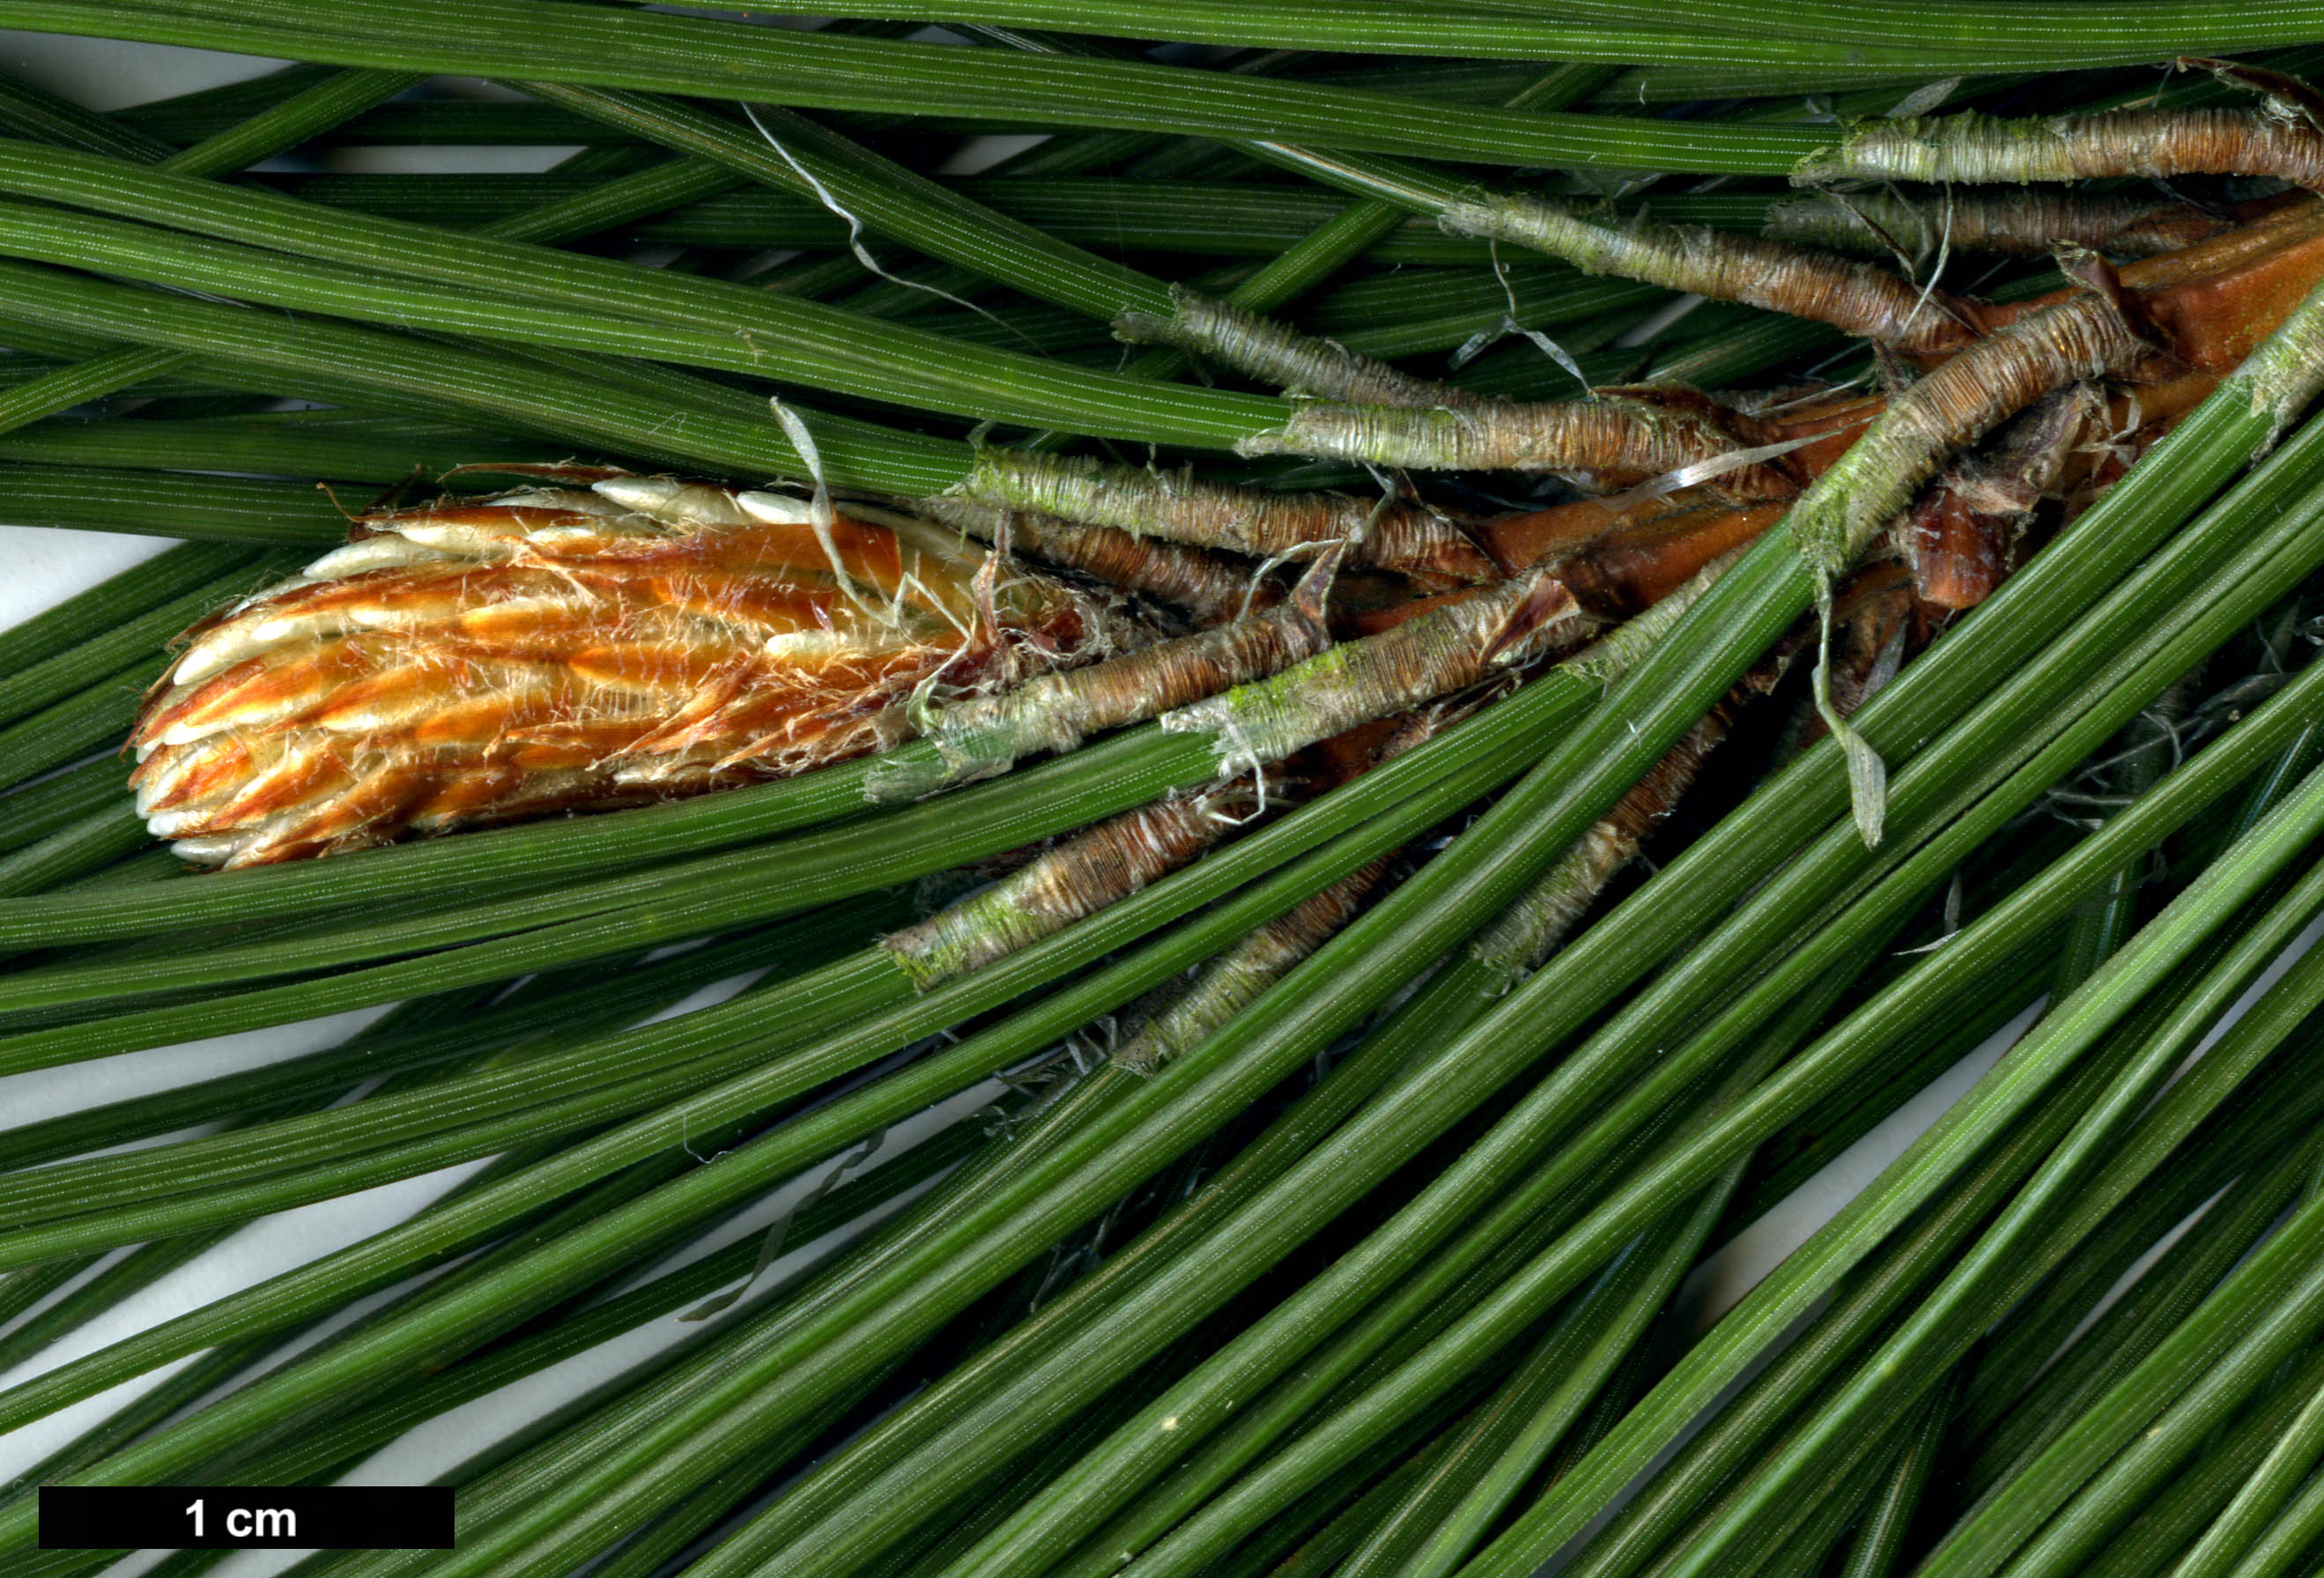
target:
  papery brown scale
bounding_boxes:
[410,680,591,749]
[1907,492,2011,613]
[502,722,662,772]
[407,763,532,827]
[144,641,385,748]
[264,762,440,857]
[1902,386,2098,611]
[195,748,358,835]
[130,733,248,807]
[305,660,498,736]
[2118,202,2324,374]
[1486,498,1790,612]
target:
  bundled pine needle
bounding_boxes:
[4,16,2324,1578]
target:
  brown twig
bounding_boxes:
[1795,106,2324,194]
[1113,857,1391,1074]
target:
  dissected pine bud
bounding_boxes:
[952,446,1497,589]
[1114,286,1492,411]
[130,479,1122,868]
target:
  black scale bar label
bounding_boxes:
[39,1485,454,1549]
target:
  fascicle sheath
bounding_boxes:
[880,784,1245,989]
[867,554,1338,803]
[1784,287,2146,848]
[1162,568,1594,775]
[1113,859,1390,1076]
[1562,545,1748,692]
[1785,290,2150,588]
[1114,286,1490,410]
[1764,189,2229,263]
[1469,714,1729,986]
[1436,189,1975,353]
[1795,107,2324,194]
[1236,394,1754,482]
[2243,267,2324,448]
[921,494,1265,628]
[952,446,1495,589]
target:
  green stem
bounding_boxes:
[1950,1203,2324,1577]
[0,804,150,897]
[0,656,151,791]
[0,65,172,160]
[643,0,2324,66]
[0,344,183,435]
[1336,1186,1739,1578]
[1963,1106,2320,1499]
[0,65,428,419]
[0,761,137,857]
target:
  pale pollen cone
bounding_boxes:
[130,477,1119,868]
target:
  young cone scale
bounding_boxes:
[129,475,1125,866]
